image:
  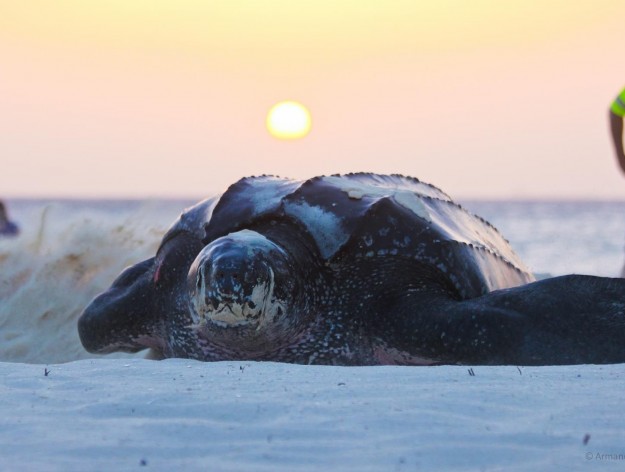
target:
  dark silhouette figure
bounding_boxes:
[0,201,19,237]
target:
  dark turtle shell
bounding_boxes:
[163,173,533,299]
[80,173,625,366]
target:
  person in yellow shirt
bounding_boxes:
[609,87,625,173]
[610,88,625,277]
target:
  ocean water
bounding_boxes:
[464,200,625,278]
[1,198,625,364]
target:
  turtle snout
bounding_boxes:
[205,263,250,304]
[190,256,271,327]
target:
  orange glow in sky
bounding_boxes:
[1,1,624,198]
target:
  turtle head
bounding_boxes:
[188,230,299,348]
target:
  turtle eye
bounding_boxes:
[153,232,203,288]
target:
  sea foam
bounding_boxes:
[0,200,187,364]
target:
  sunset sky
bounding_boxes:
[1,1,624,199]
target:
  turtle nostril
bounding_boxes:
[248,301,256,309]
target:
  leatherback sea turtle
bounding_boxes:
[78,174,625,365]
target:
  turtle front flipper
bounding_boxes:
[377,275,625,365]
[78,258,161,354]
[461,275,625,365]
[79,230,204,356]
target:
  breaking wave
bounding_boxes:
[0,200,192,364]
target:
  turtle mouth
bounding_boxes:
[197,287,268,328]
[190,270,278,330]
[202,303,258,328]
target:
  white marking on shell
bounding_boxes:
[323,175,446,200]
[393,191,431,222]
[245,177,300,215]
[284,201,348,259]
[321,175,431,222]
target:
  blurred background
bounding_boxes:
[2,0,624,199]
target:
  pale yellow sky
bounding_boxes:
[1,1,624,198]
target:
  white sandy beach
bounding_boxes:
[1,359,624,471]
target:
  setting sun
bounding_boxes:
[266,101,312,140]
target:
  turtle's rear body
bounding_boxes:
[78,174,625,365]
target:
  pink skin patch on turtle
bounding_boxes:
[373,344,438,366]
[153,260,163,283]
